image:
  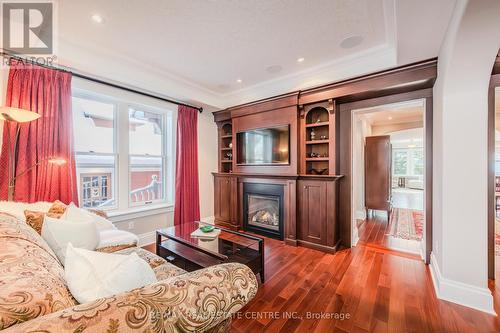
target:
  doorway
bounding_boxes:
[352,100,425,256]
[338,89,433,263]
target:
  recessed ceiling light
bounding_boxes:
[91,14,104,24]
[340,35,363,49]
[236,79,242,83]
[266,65,283,74]
[297,57,305,63]
[388,116,393,120]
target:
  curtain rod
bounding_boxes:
[0,52,203,113]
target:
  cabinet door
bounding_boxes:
[215,176,232,223]
[298,180,327,245]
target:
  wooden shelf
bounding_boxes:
[305,157,329,161]
[305,121,329,128]
[221,135,233,139]
[221,160,233,163]
[306,139,329,145]
[221,147,232,151]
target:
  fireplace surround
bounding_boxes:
[243,183,284,240]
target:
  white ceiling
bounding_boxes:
[357,100,424,127]
[55,0,456,109]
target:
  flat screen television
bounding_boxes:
[236,125,290,165]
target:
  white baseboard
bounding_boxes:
[351,222,359,246]
[355,209,367,220]
[429,253,496,315]
[137,231,156,247]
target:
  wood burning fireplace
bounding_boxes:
[243,183,284,240]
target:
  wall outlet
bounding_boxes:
[128,221,135,230]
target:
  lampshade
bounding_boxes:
[0,107,40,123]
[48,157,67,165]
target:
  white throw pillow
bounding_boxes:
[62,203,116,231]
[41,215,100,264]
[64,243,157,304]
[98,229,139,249]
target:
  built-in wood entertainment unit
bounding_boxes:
[212,59,437,253]
[213,92,342,253]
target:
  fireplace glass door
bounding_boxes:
[248,194,280,231]
[243,182,284,240]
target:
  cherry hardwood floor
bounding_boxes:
[145,218,500,333]
[357,212,422,258]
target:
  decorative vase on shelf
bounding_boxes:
[229,142,233,148]
[310,129,316,141]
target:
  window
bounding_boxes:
[129,108,165,205]
[393,150,408,176]
[72,95,117,208]
[392,148,424,177]
[72,89,174,213]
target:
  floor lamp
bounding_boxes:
[0,107,42,201]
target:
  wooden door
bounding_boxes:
[298,180,327,245]
[364,136,391,213]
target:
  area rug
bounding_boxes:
[387,208,423,241]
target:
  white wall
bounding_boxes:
[197,110,218,220]
[431,0,500,314]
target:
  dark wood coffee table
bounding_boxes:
[156,222,265,282]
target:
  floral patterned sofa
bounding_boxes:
[0,212,258,332]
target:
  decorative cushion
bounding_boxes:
[96,229,138,250]
[41,215,100,264]
[47,200,67,216]
[64,243,157,304]
[61,203,115,231]
[88,209,108,218]
[24,210,63,234]
[0,213,77,330]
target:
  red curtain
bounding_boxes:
[173,105,200,225]
[0,60,79,204]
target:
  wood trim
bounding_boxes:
[213,109,232,123]
[211,172,343,181]
[296,239,341,254]
[492,50,500,75]
[215,92,300,119]
[488,73,500,279]
[299,59,437,105]
[213,58,437,120]
[337,89,433,254]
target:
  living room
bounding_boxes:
[0,1,499,332]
